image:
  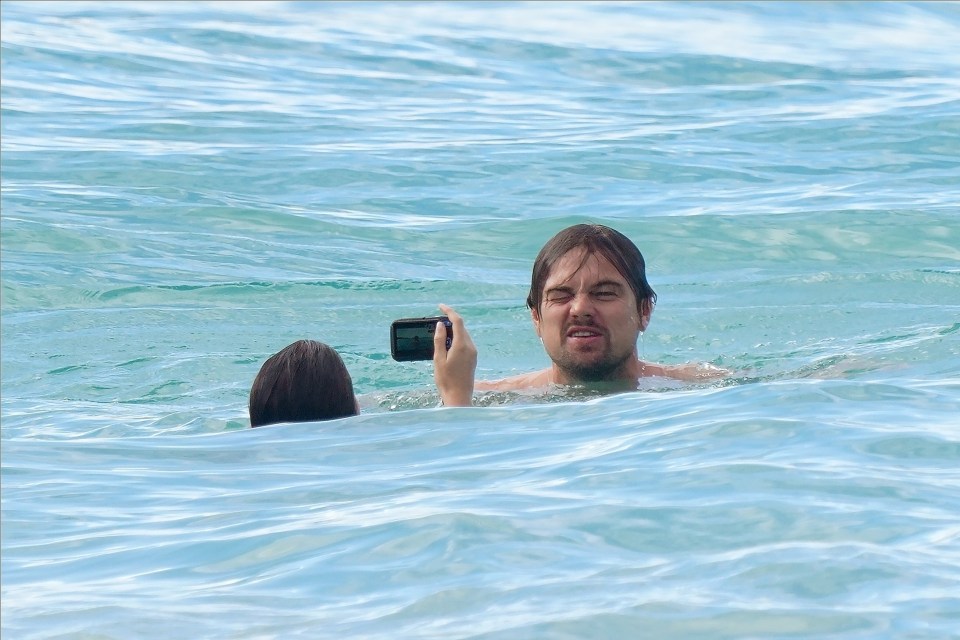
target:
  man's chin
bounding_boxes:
[556,350,635,383]
[559,358,618,382]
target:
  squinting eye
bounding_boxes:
[545,293,572,303]
[594,290,617,299]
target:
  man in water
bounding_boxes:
[433,223,728,407]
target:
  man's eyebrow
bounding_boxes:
[592,280,625,289]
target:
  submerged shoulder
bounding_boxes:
[642,361,730,382]
[476,369,552,391]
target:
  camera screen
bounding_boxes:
[394,326,434,354]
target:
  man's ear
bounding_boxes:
[531,306,541,337]
[640,299,653,332]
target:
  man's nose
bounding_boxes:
[570,292,593,318]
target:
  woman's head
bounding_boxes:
[249,339,358,427]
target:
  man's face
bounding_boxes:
[532,248,649,384]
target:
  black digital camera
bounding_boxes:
[390,316,453,361]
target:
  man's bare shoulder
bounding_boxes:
[475,369,552,392]
[474,361,730,393]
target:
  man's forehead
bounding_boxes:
[545,249,625,287]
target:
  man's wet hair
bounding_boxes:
[526,223,657,316]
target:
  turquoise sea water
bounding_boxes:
[2,1,959,638]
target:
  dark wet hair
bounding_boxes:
[249,339,358,428]
[526,223,657,315]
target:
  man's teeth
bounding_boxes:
[571,330,596,337]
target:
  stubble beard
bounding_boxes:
[553,343,636,384]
